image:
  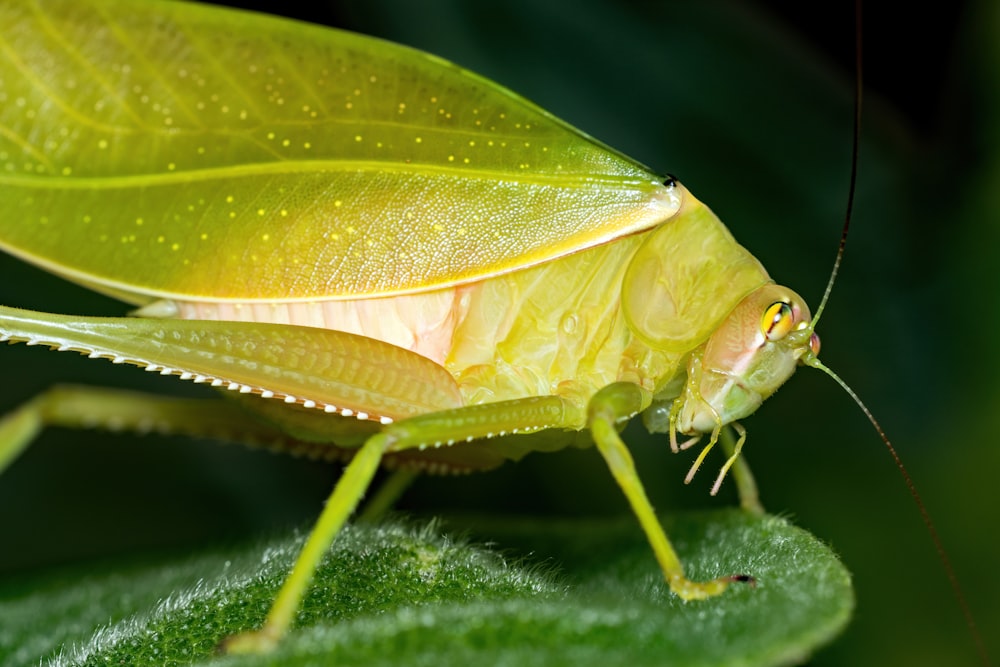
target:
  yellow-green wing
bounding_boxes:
[0,0,678,303]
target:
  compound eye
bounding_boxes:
[762,301,794,341]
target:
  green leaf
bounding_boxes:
[0,510,852,667]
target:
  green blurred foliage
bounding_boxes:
[0,1,995,665]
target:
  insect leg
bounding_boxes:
[225,394,581,654]
[224,427,397,654]
[356,468,418,522]
[0,396,42,477]
[0,384,377,478]
[0,385,275,475]
[0,305,465,424]
[588,382,746,601]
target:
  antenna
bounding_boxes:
[807,1,990,663]
[808,5,861,332]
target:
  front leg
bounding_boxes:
[588,382,751,600]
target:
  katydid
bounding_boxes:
[0,0,980,659]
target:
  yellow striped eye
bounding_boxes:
[762,301,794,341]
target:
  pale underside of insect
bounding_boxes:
[0,0,825,652]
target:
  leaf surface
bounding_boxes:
[0,511,852,667]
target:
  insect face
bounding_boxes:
[662,285,811,439]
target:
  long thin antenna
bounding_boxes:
[809,2,862,330]
[809,1,990,663]
[804,356,990,666]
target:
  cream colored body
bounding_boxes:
[173,232,657,415]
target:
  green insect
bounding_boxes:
[0,0,903,655]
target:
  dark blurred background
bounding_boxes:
[1,1,996,665]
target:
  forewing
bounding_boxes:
[0,0,679,303]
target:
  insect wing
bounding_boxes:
[0,0,679,304]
